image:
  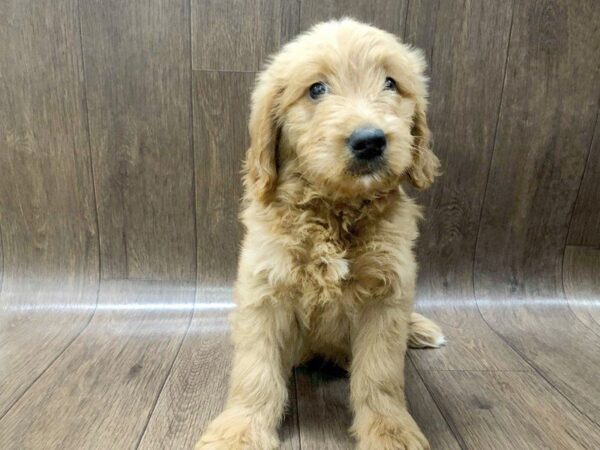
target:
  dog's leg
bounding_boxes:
[350,303,429,450]
[195,299,299,450]
[408,312,445,349]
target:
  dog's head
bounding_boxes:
[244,18,439,203]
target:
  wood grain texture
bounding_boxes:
[295,360,353,449]
[0,288,97,419]
[79,0,196,281]
[563,245,600,332]
[0,0,99,417]
[398,0,526,375]
[299,0,408,35]
[1,0,600,448]
[137,288,232,450]
[405,0,513,300]
[0,221,3,294]
[0,0,98,295]
[408,304,529,371]
[192,0,299,71]
[0,280,194,450]
[280,373,301,450]
[404,360,462,450]
[473,0,600,424]
[568,110,600,247]
[474,0,600,299]
[421,369,600,449]
[137,287,300,450]
[479,305,600,421]
[294,357,462,450]
[193,72,254,283]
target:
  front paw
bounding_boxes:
[354,413,429,450]
[195,410,278,450]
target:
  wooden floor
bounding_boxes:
[1,279,599,450]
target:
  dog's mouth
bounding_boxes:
[347,156,386,176]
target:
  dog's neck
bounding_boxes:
[273,175,403,241]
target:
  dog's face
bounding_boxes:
[244,19,439,202]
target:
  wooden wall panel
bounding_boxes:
[474,0,600,424]
[192,0,299,71]
[405,0,513,300]
[0,224,3,294]
[402,0,525,374]
[299,0,408,35]
[567,112,600,247]
[563,246,600,332]
[193,72,254,283]
[79,0,196,281]
[0,0,99,416]
[474,0,600,299]
[0,0,98,295]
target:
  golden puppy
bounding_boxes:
[197,18,444,450]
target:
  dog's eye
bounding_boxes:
[309,82,328,99]
[384,77,397,91]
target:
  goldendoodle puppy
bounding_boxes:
[197,18,444,450]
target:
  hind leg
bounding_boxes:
[408,312,446,349]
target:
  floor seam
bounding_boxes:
[473,302,600,429]
[134,285,198,449]
[471,0,515,300]
[408,354,468,450]
[293,368,302,450]
[561,102,600,337]
[0,282,101,423]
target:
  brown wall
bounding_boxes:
[1,0,599,303]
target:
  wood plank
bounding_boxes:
[137,287,301,450]
[473,0,600,424]
[479,305,600,421]
[191,0,299,71]
[0,287,97,419]
[405,359,462,450]
[409,304,529,371]
[0,0,98,298]
[0,0,99,417]
[299,0,408,35]
[421,369,600,449]
[404,0,512,303]
[294,357,461,449]
[474,0,600,300]
[295,360,353,449]
[400,1,526,373]
[0,280,193,450]
[0,222,3,294]
[193,72,254,283]
[79,0,196,281]
[563,246,600,331]
[568,111,600,247]
[137,288,232,450]
[280,373,301,450]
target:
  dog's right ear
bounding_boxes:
[244,72,281,204]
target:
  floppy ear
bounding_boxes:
[243,72,280,204]
[407,100,440,189]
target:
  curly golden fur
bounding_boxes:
[196,18,444,450]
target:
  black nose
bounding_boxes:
[347,127,386,160]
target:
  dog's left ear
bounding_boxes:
[407,100,440,189]
[243,72,281,204]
